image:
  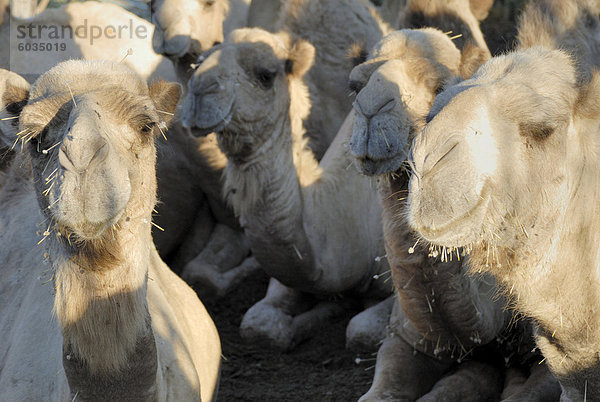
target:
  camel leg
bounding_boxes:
[165,199,215,273]
[240,278,344,350]
[501,363,561,401]
[359,300,452,401]
[416,361,504,402]
[346,296,394,351]
[181,224,261,297]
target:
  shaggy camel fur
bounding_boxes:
[183,27,394,350]
[0,60,220,400]
[275,0,389,158]
[0,68,29,146]
[348,28,559,401]
[395,0,492,57]
[408,46,600,401]
[516,0,600,82]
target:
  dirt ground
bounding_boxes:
[199,273,377,402]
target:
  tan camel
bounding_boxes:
[347,28,560,401]
[1,1,258,290]
[183,27,394,350]
[408,44,600,402]
[0,59,220,400]
[273,0,389,158]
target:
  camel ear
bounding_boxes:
[149,80,181,127]
[470,0,494,21]
[0,80,30,148]
[459,41,490,79]
[285,38,315,78]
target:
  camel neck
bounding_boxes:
[222,116,320,289]
[50,216,159,399]
[379,174,508,356]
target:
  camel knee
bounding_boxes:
[346,296,394,351]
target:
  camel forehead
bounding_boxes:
[29,60,148,102]
[227,28,289,59]
[371,29,459,63]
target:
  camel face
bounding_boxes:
[183,28,313,159]
[20,60,178,242]
[152,0,228,58]
[0,69,29,148]
[407,48,577,248]
[349,29,461,176]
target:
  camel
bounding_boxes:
[346,28,559,400]
[1,1,259,290]
[164,0,389,293]
[153,0,388,158]
[273,0,389,158]
[407,44,600,401]
[151,0,284,82]
[182,27,394,350]
[0,59,220,400]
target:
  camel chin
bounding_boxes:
[408,178,492,249]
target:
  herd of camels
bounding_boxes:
[1,0,600,400]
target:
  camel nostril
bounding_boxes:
[59,137,109,173]
[194,80,220,96]
[424,140,460,177]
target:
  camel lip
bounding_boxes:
[186,102,233,136]
[412,181,491,248]
[354,151,406,176]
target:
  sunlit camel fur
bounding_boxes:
[0,60,221,400]
[183,28,393,350]
[346,28,559,401]
[396,0,492,56]
[274,0,389,158]
[408,46,600,401]
[516,0,600,82]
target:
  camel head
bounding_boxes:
[182,27,314,161]
[19,60,180,247]
[349,28,489,176]
[0,69,30,149]
[407,48,579,248]
[152,0,229,79]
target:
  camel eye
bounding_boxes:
[256,68,276,89]
[348,80,364,95]
[205,0,215,7]
[141,122,155,134]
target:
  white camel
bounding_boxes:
[0,59,221,401]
